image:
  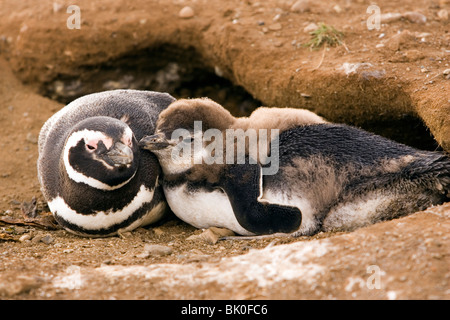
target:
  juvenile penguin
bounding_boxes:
[140,98,450,236]
[38,89,175,237]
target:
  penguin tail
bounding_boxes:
[409,153,450,202]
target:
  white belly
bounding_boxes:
[322,194,393,232]
[262,189,317,236]
[163,183,254,236]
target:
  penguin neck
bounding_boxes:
[162,163,223,190]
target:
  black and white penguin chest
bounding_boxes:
[38,89,175,237]
[159,161,303,237]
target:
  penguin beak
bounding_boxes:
[139,133,173,151]
[105,142,134,167]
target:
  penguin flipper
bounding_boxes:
[220,162,302,235]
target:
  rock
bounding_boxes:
[151,227,165,236]
[360,69,386,80]
[185,253,211,263]
[19,234,31,242]
[142,244,173,257]
[403,12,427,24]
[26,132,38,144]
[333,5,342,14]
[339,62,373,75]
[437,9,449,21]
[186,227,235,245]
[385,30,415,51]
[273,40,284,47]
[380,12,403,23]
[52,2,64,13]
[303,22,318,33]
[379,12,426,24]
[290,0,311,13]
[268,23,282,31]
[31,234,44,243]
[444,69,450,79]
[41,234,54,245]
[0,275,42,297]
[389,49,426,63]
[179,6,195,19]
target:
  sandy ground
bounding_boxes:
[0,0,449,300]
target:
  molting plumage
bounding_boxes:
[140,98,450,236]
[38,90,175,236]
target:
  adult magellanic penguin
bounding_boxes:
[140,98,450,237]
[38,89,175,237]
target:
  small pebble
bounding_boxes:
[333,5,342,14]
[31,234,44,243]
[437,9,448,21]
[151,227,165,236]
[268,23,282,31]
[19,234,31,242]
[186,254,210,263]
[380,12,403,23]
[303,22,318,33]
[290,0,311,13]
[272,14,281,22]
[403,12,427,24]
[52,2,64,13]
[186,227,235,245]
[41,235,54,245]
[142,244,172,256]
[26,132,38,144]
[179,6,194,19]
[443,69,450,75]
[273,40,283,47]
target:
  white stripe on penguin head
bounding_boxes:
[63,129,134,190]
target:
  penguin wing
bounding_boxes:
[219,162,302,235]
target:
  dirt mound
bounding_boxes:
[0,0,449,300]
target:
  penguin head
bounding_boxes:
[139,98,235,174]
[63,116,139,190]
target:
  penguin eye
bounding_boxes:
[85,138,99,152]
[86,144,97,151]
